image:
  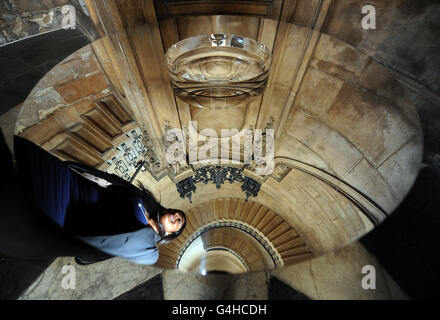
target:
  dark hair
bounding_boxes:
[156,208,187,244]
[135,184,186,244]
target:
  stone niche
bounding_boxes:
[190,104,248,137]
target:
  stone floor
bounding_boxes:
[19,257,162,300]
[162,270,270,300]
[0,254,53,300]
[14,241,406,300]
[115,274,164,300]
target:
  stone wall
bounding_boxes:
[323,0,440,156]
[15,44,110,135]
[278,32,423,214]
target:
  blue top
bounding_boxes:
[78,225,162,265]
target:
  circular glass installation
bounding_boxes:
[165,34,272,109]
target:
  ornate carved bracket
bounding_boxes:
[176,166,261,203]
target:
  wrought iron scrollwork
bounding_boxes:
[121,143,137,167]
[131,130,148,156]
[111,156,130,181]
[241,176,261,201]
[107,128,151,181]
[176,176,197,203]
[193,166,244,189]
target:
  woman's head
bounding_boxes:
[135,183,186,244]
[159,209,186,234]
[157,208,186,243]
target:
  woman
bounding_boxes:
[0,130,186,265]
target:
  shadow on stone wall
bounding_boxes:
[361,166,440,299]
